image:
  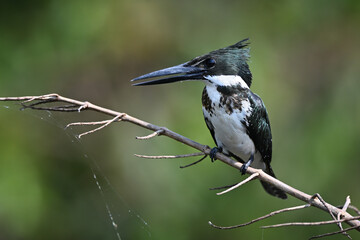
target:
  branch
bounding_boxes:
[1,94,360,237]
[134,152,207,168]
[209,204,311,229]
[134,152,204,159]
[309,226,360,239]
[261,216,360,229]
[216,172,259,195]
[136,129,164,140]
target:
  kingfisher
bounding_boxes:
[131,39,287,199]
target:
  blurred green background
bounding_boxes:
[1,0,360,239]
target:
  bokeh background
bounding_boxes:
[1,0,360,239]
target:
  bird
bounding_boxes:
[131,39,287,199]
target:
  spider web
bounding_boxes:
[0,103,152,240]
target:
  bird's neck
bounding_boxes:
[204,75,250,89]
[202,77,251,113]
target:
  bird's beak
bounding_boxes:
[131,62,205,86]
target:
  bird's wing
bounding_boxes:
[246,92,272,165]
[204,116,218,146]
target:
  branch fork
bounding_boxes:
[66,114,125,138]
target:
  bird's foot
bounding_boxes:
[240,154,254,175]
[209,147,222,162]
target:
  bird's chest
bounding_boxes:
[202,86,255,158]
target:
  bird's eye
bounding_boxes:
[204,58,216,68]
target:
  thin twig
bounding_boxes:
[209,204,311,229]
[77,115,124,138]
[338,196,353,239]
[342,196,351,213]
[338,196,351,225]
[261,216,360,229]
[134,152,204,159]
[24,105,81,112]
[216,172,259,196]
[180,155,207,168]
[21,94,58,103]
[22,98,57,107]
[309,225,360,239]
[336,205,360,216]
[310,194,335,219]
[136,129,164,140]
[21,97,81,112]
[209,183,237,190]
[66,120,118,129]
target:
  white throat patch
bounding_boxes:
[204,75,249,89]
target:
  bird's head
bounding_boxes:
[131,38,252,88]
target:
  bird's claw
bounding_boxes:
[240,154,254,175]
[240,162,250,175]
[209,147,221,162]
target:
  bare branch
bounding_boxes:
[336,204,360,216]
[1,94,360,236]
[342,196,352,213]
[309,225,360,239]
[66,120,119,128]
[76,115,124,138]
[179,155,207,168]
[310,194,352,239]
[209,183,238,190]
[346,206,360,216]
[134,152,204,159]
[209,204,311,229]
[311,194,336,220]
[261,216,360,229]
[216,172,259,196]
[339,196,353,239]
[134,152,207,168]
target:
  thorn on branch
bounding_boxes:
[136,129,164,140]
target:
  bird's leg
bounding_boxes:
[209,147,222,162]
[240,154,254,175]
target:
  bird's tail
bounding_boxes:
[260,165,287,199]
